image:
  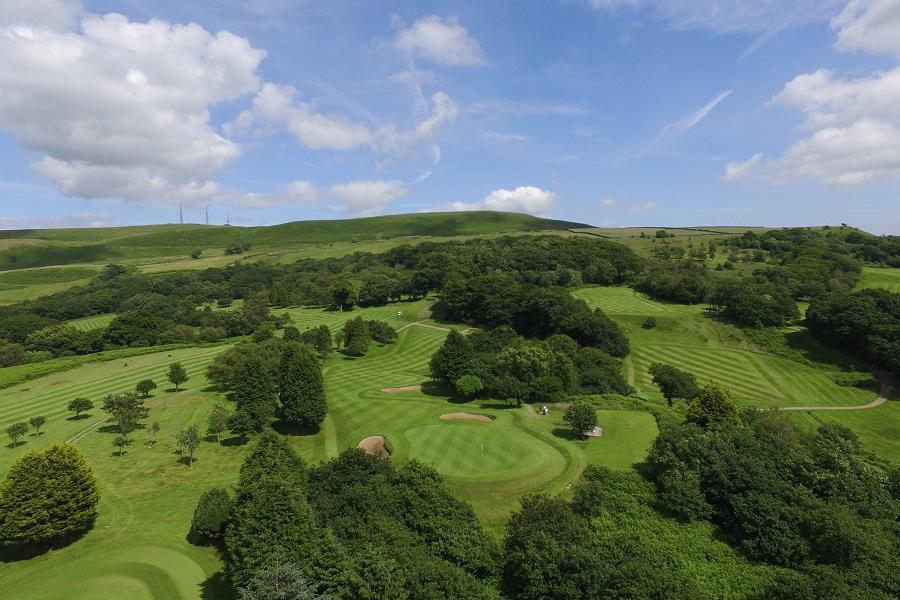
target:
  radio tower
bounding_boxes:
[179,203,183,224]
[205,204,209,225]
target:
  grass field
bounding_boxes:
[855,266,900,292]
[0,297,663,598]
[576,285,898,462]
[67,313,117,331]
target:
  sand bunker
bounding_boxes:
[586,426,604,438]
[357,436,390,458]
[381,385,423,393]
[439,412,492,422]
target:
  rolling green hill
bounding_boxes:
[0,211,588,272]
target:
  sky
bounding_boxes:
[0,0,898,233]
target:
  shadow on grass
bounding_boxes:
[5,441,26,449]
[177,456,197,467]
[201,570,235,600]
[552,428,581,441]
[477,401,519,410]
[0,528,92,563]
[66,414,91,421]
[221,435,249,447]
[272,421,321,437]
[421,380,452,397]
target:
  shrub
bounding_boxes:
[190,487,233,540]
[641,316,657,329]
[564,400,598,438]
[455,375,484,399]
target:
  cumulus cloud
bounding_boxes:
[0,11,265,205]
[229,85,457,156]
[235,180,318,208]
[225,83,373,151]
[722,153,764,181]
[395,16,484,66]
[833,0,900,59]
[628,200,658,213]
[328,180,408,216]
[0,211,114,229]
[446,186,557,215]
[600,197,617,206]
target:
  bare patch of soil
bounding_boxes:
[381,385,423,393]
[439,412,492,422]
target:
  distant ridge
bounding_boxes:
[0,211,590,271]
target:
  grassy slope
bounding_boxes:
[0,212,587,272]
[855,266,900,292]
[574,285,899,462]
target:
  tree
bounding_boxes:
[191,487,233,540]
[135,379,157,398]
[176,424,202,469]
[648,363,700,407]
[207,405,230,442]
[228,410,255,441]
[280,342,327,428]
[0,443,100,548]
[67,397,93,419]
[686,384,740,428]
[29,415,46,436]
[6,421,28,447]
[166,362,188,391]
[238,553,324,600]
[455,375,483,399]
[101,392,148,437]
[429,329,474,383]
[341,317,371,356]
[113,434,130,456]
[149,421,160,446]
[232,353,279,431]
[564,400,597,439]
[191,248,202,259]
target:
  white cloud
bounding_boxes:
[777,120,900,185]
[229,86,457,156]
[395,15,483,66]
[445,186,557,215]
[225,82,373,151]
[0,11,265,205]
[833,0,900,59]
[600,197,617,206]
[722,153,764,181]
[328,180,408,216]
[771,66,900,186]
[235,180,318,208]
[651,90,732,147]
[0,0,81,31]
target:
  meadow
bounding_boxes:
[0,298,658,598]
[856,266,900,292]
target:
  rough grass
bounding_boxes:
[0,212,586,272]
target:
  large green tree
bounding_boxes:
[279,342,327,428]
[232,352,279,431]
[649,362,700,407]
[166,362,189,391]
[0,443,100,548]
[429,329,474,384]
[564,400,598,439]
[686,384,740,428]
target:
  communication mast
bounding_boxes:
[179,203,183,224]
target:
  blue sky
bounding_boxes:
[0,0,898,233]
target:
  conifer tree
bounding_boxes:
[0,443,99,547]
[429,329,475,383]
[232,353,278,431]
[280,342,327,428]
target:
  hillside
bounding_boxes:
[0,211,588,272]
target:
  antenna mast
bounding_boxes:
[205,204,209,225]
[179,203,183,224]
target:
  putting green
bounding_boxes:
[404,419,562,480]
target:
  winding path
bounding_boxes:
[778,374,892,412]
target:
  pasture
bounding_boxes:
[0,299,657,598]
[67,313,116,331]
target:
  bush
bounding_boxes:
[199,327,227,342]
[190,487,233,540]
[190,249,202,259]
[564,399,598,438]
[455,375,483,399]
[641,316,657,329]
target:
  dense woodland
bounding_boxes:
[1,227,899,598]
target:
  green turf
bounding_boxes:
[855,266,900,292]
[571,286,671,315]
[67,313,117,331]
